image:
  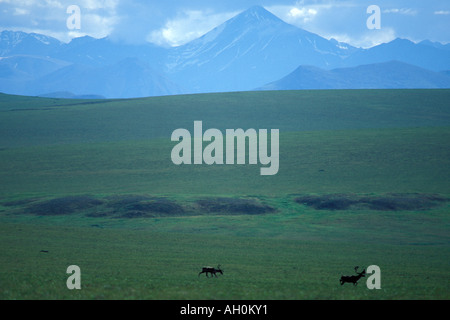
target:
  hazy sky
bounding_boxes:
[1,0,449,48]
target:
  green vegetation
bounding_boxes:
[1,222,448,300]
[1,127,449,197]
[0,90,449,299]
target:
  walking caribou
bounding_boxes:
[340,266,366,286]
[198,265,223,277]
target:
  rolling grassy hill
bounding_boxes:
[0,90,449,300]
[1,89,450,147]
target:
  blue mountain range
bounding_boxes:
[1,5,449,98]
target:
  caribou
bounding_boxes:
[340,266,366,286]
[198,265,223,277]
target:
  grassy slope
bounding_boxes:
[1,89,449,147]
[0,127,449,197]
[0,90,449,299]
[1,222,448,300]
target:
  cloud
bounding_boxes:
[80,12,119,38]
[1,0,449,47]
[383,8,418,16]
[287,7,318,23]
[79,0,118,11]
[434,10,450,15]
[13,7,29,15]
[346,27,397,48]
[0,0,120,42]
[147,9,237,47]
[267,2,402,48]
[42,0,64,9]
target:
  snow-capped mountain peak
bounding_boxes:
[0,30,61,56]
[164,5,355,93]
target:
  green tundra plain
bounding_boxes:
[0,89,449,299]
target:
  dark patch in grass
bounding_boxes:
[11,194,275,218]
[104,195,154,208]
[103,195,185,218]
[295,194,357,210]
[196,197,276,215]
[85,211,113,218]
[3,198,40,207]
[295,193,448,211]
[24,195,103,216]
[126,200,184,215]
